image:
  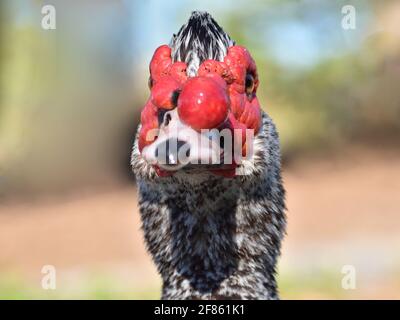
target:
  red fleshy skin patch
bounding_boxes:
[138,98,158,152]
[139,44,262,177]
[149,45,172,82]
[154,166,174,177]
[178,76,229,131]
[169,61,188,84]
[223,46,260,133]
[151,76,181,110]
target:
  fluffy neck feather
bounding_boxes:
[133,113,286,299]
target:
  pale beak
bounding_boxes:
[141,109,225,171]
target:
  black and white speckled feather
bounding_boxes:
[131,113,286,299]
[131,12,286,300]
[170,11,235,77]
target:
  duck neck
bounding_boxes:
[155,177,281,299]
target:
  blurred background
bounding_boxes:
[0,0,399,299]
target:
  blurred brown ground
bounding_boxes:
[0,145,399,299]
[1,0,400,300]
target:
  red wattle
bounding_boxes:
[198,60,233,83]
[150,45,172,82]
[177,76,229,131]
[226,112,247,147]
[169,61,188,84]
[154,166,174,177]
[201,72,228,90]
[140,44,263,177]
[138,99,158,152]
[210,164,237,178]
[228,87,245,119]
[151,76,181,109]
[240,96,261,133]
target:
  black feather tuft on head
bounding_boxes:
[170,11,235,77]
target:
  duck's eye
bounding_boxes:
[148,77,154,90]
[245,73,255,96]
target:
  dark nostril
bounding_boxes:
[157,109,167,126]
[155,139,190,165]
[158,110,172,127]
[155,144,159,158]
[164,113,172,126]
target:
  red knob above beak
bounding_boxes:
[177,76,229,131]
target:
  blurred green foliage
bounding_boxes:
[3,266,399,299]
[222,1,400,157]
[0,270,347,300]
[0,272,160,299]
[0,0,399,195]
